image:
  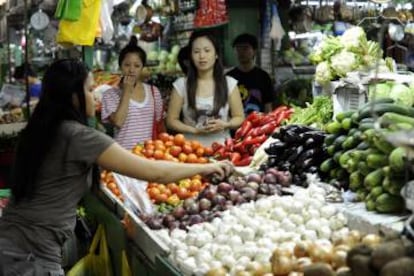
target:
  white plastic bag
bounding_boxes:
[100,0,115,43]
[269,4,285,51]
[112,173,155,215]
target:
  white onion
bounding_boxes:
[317,226,332,240]
[228,235,243,248]
[240,227,255,242]
[221,255,236,268]
[187,245,199,256]
[255,198,273,212]
[302,230,317,241]
[305,219,319,231]
[236,256,251,267]
[320,205,337,218]
[171,228,187,241]
[307,208,320,219]
[289,214,304,225]
[290,201,305,213]
[271,207,286,221]
[215,234,228,244]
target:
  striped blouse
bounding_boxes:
[101,84,163,150]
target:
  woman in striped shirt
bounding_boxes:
[101,36,163,150]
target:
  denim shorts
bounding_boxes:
[0,238,64,276]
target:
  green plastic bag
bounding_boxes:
[54,0,82,21]
[67,225,113,276]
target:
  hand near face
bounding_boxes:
[122,75,138,94]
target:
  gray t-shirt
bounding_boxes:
[0,121,114,263]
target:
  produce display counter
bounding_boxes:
[99,186,170,263]
[99,178,411,275]
[335,202,407,237]
[0,122,26,135]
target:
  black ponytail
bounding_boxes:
[118,35,147,67]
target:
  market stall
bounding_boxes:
[2,0,414,275]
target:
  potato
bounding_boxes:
[303,263,334,276]
[346,243,373,267]
[371,239,406,271]
[380,257,414,276]
[349,255,376,276]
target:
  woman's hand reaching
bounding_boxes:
[201,160,234,180]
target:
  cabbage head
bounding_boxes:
[389,83,413,106]
[368,82,392,101]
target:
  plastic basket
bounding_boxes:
[332,83,367,117]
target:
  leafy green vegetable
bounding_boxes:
[287,96,333,129]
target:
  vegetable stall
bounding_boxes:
[95,25,414,275]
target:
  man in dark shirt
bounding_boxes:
[227,33,275,115]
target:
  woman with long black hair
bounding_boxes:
[0,59,233,275]
[166,30,245,147]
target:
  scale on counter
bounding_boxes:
[30,9,50,31]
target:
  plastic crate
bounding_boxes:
[332,83,367,117]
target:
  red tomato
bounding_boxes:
[170,146,182,157]
[165,141,174,148]
[204,147,214,156]
[174,134,185,146]
[167,183,179,194]
[190,179,202,192]
[187,153,198,163]
[177,187,190,199]
[153,150,165,160]
[182,144,193,154]
[155,193,168,203]
[178,153,187,162]
[158,132,170,143]
[195,147,205,157]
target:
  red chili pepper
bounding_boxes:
[259,115,277,126]
[271,105,289,116]
[234,156,253,166]
[243,134,267,146]
[233,141,247,154]
[212,142,222,152]
[257,122,278,136]
[251,113,264,127]
[224,138,234,151]
[275,109,294,126]
[235,120,252,139]
[245,111,260,122]
[250,127,263,137]
[230,152,241,163]
[214,147,226,160]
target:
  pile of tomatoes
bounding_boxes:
[101,133,213,207]
[101,170,123,201]
[132,133,213,164]
[147,174,206,206]
[136,133,213,206]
